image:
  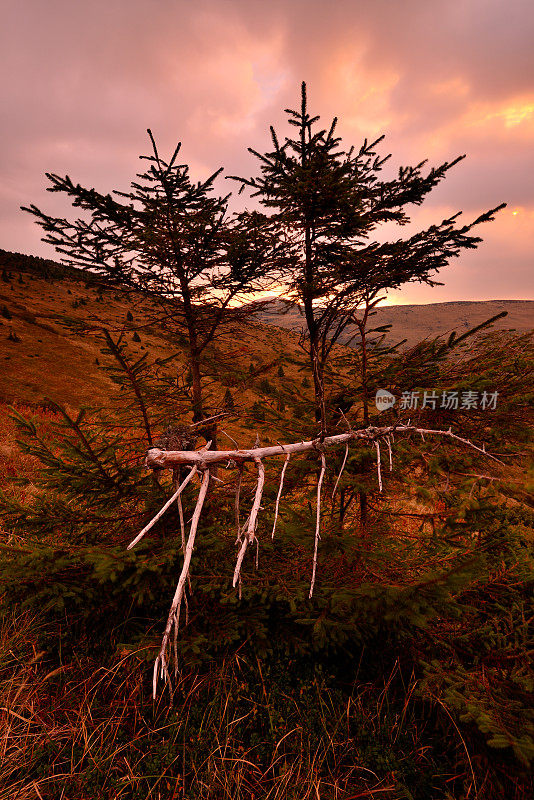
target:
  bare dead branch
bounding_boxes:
[137,421,503,697]
[177,494,186,553]
[233,458,265,587]
[271,454,291,539]
[145,424,503,470]
[309,452,326,599]
[332,442,349,500]
[153,467,210,698]
[127,466,198,550]
[375,441,383,492]
[177,494,192,597]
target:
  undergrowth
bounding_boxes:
[0,331,532,799]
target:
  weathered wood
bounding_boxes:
[144,424,503,470]
[136,422,501,697]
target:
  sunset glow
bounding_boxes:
[0,0,532,303]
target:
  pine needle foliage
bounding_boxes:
[230,82,506,431]
[22,132,279,422]
[1,83,530,800]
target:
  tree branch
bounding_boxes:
[145,424,503,469]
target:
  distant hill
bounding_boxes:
[1,247,532,410]
[255,298,534,349]
[0,247,90,283]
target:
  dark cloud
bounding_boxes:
[1,0,532,301]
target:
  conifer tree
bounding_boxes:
[23,132,277,426]
[223,388,235,411]
[230,82,505,436]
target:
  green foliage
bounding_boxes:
[251,400,265,421]
[0,331,189,544]
[230,82,505,434]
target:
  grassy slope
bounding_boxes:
[0,250,532,799]
[2,249,531,410]
[0,251,313,414]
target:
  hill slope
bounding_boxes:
[0,250,312,412]
[257,298,534,348]
[2,248,532,410]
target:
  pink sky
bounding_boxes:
[1,0,533,304]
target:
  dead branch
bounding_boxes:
[309,452,326,599]
[128,421,502,696]
[271,453,291,539]
[332,442,349,500]
[127,465,198,550]
[233,458,265,588]
[153,467,210,698]
[375,441,383,492]
[144,424,503,470]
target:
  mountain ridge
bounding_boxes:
[253,297,534,349]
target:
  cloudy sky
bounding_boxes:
[1,0,533,304]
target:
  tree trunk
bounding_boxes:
[178,275,205,425]
[360,324,369,426]
[310,345,327,436]
[189,351,203,423]
[356,312,370,531]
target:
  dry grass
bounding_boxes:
[0,611,431,800]
[259,298,534,350]
[0,265,313,418]
[0,260,532,799]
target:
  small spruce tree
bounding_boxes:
[23,132,278,427]
[230,82,505,435]
[223,388,235,411]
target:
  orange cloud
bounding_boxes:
[466,97,534,131]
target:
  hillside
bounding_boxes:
[1,249,533,800]
[0,250,314,416]
[2,248,532,406]
[2,247,531,416]
[256,297,534,348]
